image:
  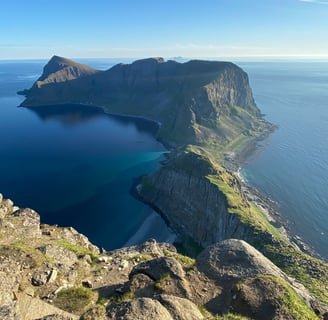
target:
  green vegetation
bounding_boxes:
[263,244,328,305]
[109,290,134,304]
[128,253,154,263]
[54,239,99,261]
[198,305,251,320]
[53,287,94,314]
[163,250,196,270]
[262,275,319,320]
[0,242,47,269]
[154,273,172,292]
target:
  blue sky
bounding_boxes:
[1,0,328,59]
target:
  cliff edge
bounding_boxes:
[15,56,328,318]
[0,194,325,319]
[19,56,273,149]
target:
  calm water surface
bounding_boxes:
[0,60,174,249]
[239,61,328,259]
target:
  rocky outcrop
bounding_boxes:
[19,56,271,147]
[139,147,264,248]
[0,193,324,319]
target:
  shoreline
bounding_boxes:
[23,103,323,260]
[232,137,324,260]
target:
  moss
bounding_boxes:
[53,286,94,314]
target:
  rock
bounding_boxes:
[48,269,58,283]
[82,280,93,289]
[130,257,185,281]
[107,297,173,320]
[156,294,204,320]
[229,275,318,320]
[32,271,49,286]
[127,273,154,298]
[197,239,286,281]
[80,305,106,320]
[37,245,78,271]
[12,208,41,238]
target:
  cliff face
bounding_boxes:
[0,194,324,320]
[19,56,268,147]
[139,147,266,248]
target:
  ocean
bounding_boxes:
[238,61,328,259]
[0,59,175,250]
[1,59,327,258]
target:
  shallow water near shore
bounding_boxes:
[0,60,174,250]
[238,61,328,259]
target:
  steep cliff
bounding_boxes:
[138,145,328,310]
[0,194,324,320]
[19,56,272,148]
[16,56,328,317]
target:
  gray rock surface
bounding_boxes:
[107,297,174,320]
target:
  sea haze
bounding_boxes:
[0,60,174,250]
[239,61,328,259]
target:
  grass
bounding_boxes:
[128,253,154,263]
[54,239,99,261]
[154,273,172,292]
[53,286,94,314]
[198,305,251,320]
[163,249,196,270]
[263,275,319,320]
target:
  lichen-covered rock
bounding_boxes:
[107,297,174,320]
[156,294,204,320]
[130,256,185,281]
[197,239,285,280]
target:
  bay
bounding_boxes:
[0,60,174,250]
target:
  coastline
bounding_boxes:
[231,135,323,260]
[24,102,321,259]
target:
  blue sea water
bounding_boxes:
[238,61,328,259]
[0,60,175,250]
[1,59,328,259]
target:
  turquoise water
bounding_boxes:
[0,60,174,250]
[238,61,328,259]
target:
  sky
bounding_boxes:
[1,0,328,60]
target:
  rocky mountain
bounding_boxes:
[19,56,272,148]
[14,56,328,319]
[0,194,325,319]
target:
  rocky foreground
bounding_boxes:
[0,194,326,320]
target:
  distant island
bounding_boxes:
[2,55,327,319]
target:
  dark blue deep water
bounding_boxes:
[0,60,174,250]
[238,61,328,259]
[1,60,328,258]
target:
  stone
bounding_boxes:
[156,294,204,320]
[130,257,185,281]
[82,280,93,288]
[48,269,58,283]
[107,297,173,320]
[197,239,286,281]
[32,271,49,286]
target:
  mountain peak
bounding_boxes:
[35,55,98,87]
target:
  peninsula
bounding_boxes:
[3,55,327,319]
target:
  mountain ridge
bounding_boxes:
[13,56,328,319]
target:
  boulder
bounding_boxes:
[107,297,173,320]
[156,294,204,320]
[130,257,185,281]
